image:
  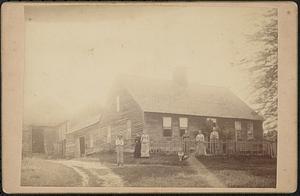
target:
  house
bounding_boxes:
[22,121,69,158]
[99,74,264,154]
[65,114,105,158]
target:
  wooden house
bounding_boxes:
[65,114,104,158]
[99,75,264,154]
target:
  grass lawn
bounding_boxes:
[21,158,82,186]
[112,165,210,187]
[197,155,277,188]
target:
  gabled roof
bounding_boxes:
[68,114,101,134]
[119,75,263,121]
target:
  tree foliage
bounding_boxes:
[238,9,278,133]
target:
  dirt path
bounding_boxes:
[50,160,124,187]
[187,153,226,187]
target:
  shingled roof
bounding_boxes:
[119,76,263,121]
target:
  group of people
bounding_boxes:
[115,128,220,166]
[115,132,150,167]
[195,127,220,156]
[179,127,220,159]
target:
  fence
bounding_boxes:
[149,139,277,158]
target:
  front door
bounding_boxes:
[79,137,85,156]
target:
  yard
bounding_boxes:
[21,158,82,186]
[21,152,276,188]
[196,155,277,188]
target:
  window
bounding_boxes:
[163,117,172,137]
[247,122,254,140]
[107,126,111,143]
[116,96,120,112]
[179,117,188,128]
[90,133,94,148]
[179,117,188,137]
[206,118,217,127]
[235,121,242,140]
[126,120,131,139]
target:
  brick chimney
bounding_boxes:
[172,66,188,87]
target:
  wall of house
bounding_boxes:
[144,112,263,152]
[100,85,144,152]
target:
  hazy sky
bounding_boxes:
[24,4,270,126]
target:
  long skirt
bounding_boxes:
[198,142,206,155]
[183,140,190,155]
[134,142,141,158]
[116,145,124,165]
[210,139,219,155]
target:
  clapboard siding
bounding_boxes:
[144,112,263,152]
[100,85,144,151]
[66,122,101,158]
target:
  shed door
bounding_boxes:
[32,129,45,153]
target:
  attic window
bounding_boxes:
[107,126,111,143]
[163,117,172,137]
[116,96,120,112]
[126,120,132,139]
[247,122,254,140]
[235,121,242,140]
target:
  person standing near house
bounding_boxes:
[134,133,141,158]
[115,133,124,167]
[182,129,190,156]
[196,130,206,156]
[210,126,219,155]
[140,133,150,158]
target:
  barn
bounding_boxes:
[98,74,264,154]
[22,121,69,158]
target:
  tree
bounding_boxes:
[237,9,278,133]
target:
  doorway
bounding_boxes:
[79,137,85,156]
[32,129,45,153]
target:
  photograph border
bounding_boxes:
[2,2,297,193]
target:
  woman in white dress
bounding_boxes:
[195,130,206,156]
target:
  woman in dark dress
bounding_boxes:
[134,134,141,158]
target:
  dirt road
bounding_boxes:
[51,160,124,187]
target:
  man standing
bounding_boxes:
[115,133,124,167]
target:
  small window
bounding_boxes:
[207,118,217,127]
[247,122,254,140]
[235,121,242,140]
[163,117,172,128]
[179,117,188,128]
[163,117,172,137]
[107,126,111,143]
[116,96,120,112]
[126,120,131,139]
[179,117,188,137]
[90,134,94,148]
